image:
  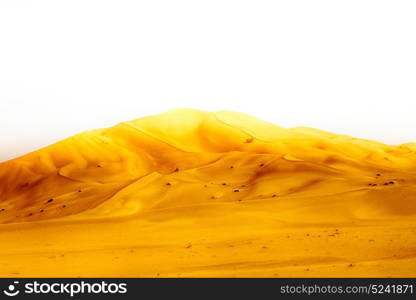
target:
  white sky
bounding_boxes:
[1,0,415,161]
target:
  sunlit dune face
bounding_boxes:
[0,109,416,277]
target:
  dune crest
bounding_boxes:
[0,109,415,277]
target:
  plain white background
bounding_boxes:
[1,0,415,161]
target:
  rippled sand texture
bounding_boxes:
[1,109,416,277]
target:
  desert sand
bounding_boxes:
[0,109,415,277]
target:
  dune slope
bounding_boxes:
[0,109,416,277]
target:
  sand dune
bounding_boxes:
[0,109,415,277]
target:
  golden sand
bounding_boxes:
[0,109,415,277]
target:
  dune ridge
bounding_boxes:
[0,109,415,277]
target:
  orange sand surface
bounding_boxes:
[1,109,416,277]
